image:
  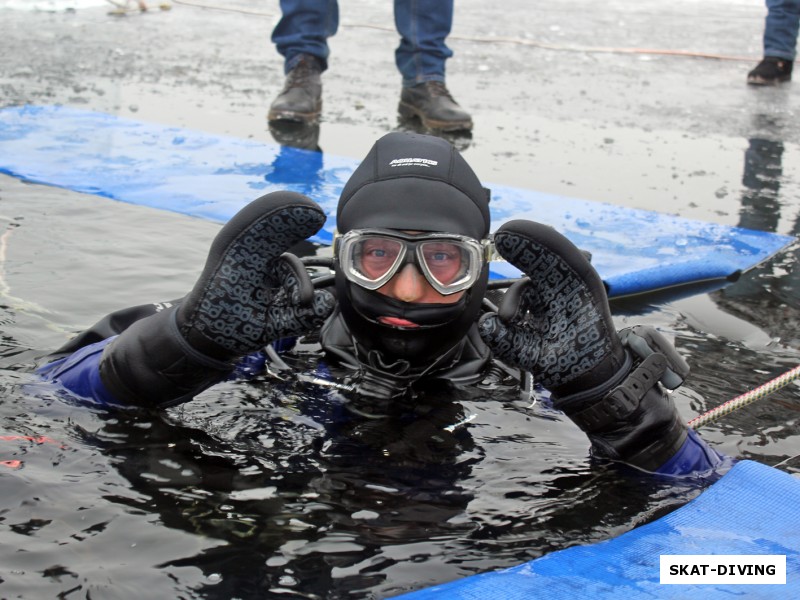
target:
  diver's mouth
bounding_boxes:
[377,316,420,328]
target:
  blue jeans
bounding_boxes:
[763,0,800,60]
[271,0,454,86]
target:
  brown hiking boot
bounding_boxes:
[398,81,473,132]
[268,54,323,123]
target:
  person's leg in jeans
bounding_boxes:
[395,0,473,131]
[748,0,800,84]
[764,0,800,59]
[394,0,453,85]
[268,0,339,123]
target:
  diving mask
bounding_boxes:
[334,229,492,296]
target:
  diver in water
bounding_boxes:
[39,131,722,476]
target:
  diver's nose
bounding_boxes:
[391,263,426,303]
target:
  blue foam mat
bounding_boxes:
[0,105,793,297]
[395,460,800,599]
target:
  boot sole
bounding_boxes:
[267,103,322,125]
[746,75,791,86]
[398,101,473,132]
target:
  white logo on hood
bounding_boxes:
[389,158,438,168]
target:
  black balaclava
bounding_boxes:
[332,131,491,381]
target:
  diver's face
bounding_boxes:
[336,228,478,328]
[368,230,466,306]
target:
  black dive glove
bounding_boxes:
[478,220,689,471]
[99,191,336,407]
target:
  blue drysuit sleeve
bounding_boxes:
[37,337,276,407]
[654,428,728,476]
[37,338,119,405]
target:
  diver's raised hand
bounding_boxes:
[177,191,334,360]
[478,219,626,396]
[478,220,695,471]
[99,192,335,407]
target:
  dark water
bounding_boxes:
[0,167,798,600]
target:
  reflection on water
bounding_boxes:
[711,113,800,348]
[268,115,474,153]
[0,150,799,597]
[269,121,323,153]
[681,111,800,471]
[393,116,474,153]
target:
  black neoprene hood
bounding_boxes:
[329,132,492,370]
[336,131,490,240]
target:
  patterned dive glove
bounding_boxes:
[175,191,334,360]
[99,191,336,407]
[479,220,690,470]
[478,219,627,394]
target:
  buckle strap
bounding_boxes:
[620,325,690,390]
[569,352,667,431]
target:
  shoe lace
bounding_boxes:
[285,56,321,89]
[423,80,454,100]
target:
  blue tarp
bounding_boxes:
[0,105,793,296]
[395,460,800,599]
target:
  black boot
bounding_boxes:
[398,81,473,132]
[268,54,323,123]
[747,57,793,85]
